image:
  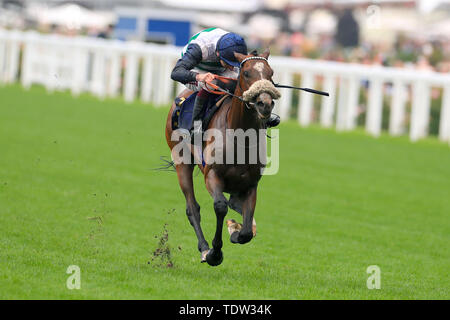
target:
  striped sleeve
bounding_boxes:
[170,43,202,84]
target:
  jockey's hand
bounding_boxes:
[196,73,215,83]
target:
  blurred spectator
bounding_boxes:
[335,8,359,48]
[97,24,114,39]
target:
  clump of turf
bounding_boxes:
[148,209,180,268]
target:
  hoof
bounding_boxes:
[200,249,209,263]
[206,249,223,266]
[227,219,257,239]
[230,231,240,244]
[230,231,253,244]
[227,219,242,235]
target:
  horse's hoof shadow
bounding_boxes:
[205,249,223,266]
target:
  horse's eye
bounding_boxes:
[243,71,249,78]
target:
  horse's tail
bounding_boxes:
[153,156,176,172]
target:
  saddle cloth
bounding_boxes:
[171,92,227,131]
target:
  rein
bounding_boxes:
[205,55,329,106]
[204,56,270,104]
[205,76,244,102]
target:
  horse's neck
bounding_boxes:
[227,86,260,131]
[226,84,266,167]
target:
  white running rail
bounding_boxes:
[1,29,449,144]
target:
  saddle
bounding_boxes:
[171,94,230,132]
[171,78,236,131]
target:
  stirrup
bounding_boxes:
[190,124,203,143]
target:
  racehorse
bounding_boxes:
[165,50,280,266]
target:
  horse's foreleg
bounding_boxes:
[227,194,256,238]
[176,163,210,261]
[230,187,257,245]
[204,169,228,266]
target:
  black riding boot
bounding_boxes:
[190,93,207,138]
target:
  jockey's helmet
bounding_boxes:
[216,33,248,68]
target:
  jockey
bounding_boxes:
[170,27,280,136]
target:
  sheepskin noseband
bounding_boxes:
[242,79,281,102]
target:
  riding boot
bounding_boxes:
[190,89,208,138]
[265,113,280,128]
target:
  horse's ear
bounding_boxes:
[234,52,247,63]
[261,48,270,59]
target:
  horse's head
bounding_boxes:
[234,49,281,120]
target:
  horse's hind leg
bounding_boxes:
[227,193,256,238]
[175,163,210,261]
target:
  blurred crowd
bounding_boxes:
[249,31,450,73]
[247,9,449,74]
[2,2,449,74]
[42,23,449,75]
[43,14,450,74]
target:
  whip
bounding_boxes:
[273,83,329,97]
[206,75,330,98]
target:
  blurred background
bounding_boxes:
[1,0,449,72]
[0,0,449,140]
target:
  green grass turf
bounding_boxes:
[0,84,449,299]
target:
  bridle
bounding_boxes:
[204,56,270,109]
[239,56,268,69]
[205,55,329,100]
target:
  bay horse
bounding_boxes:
[165,50,280,266]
